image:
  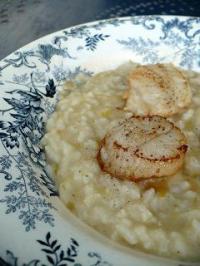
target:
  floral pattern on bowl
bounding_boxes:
[0,16,200,266]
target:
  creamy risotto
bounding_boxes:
[43,62,200,261]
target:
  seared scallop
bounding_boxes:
[97,116,187,181]
[124,64,191,117]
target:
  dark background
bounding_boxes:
[0,0,199,59]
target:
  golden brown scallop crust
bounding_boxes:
[124,64,191,117]
[97,115,188,181]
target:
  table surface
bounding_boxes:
[0,0,200,60]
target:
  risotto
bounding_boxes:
[42,62,200,261]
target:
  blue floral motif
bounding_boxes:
[118,17,200,69]
[0,154,12,180]
[0,232,112,266]
[130,15,164,30]
[0,155,12,170]
[163,32,187,48]
[0,149,55,231]
[85,34,110,51]
[63,25,91,39]
[37,44,74,64]
[0,16,199,265]
[130,16,200,40]
[160,17,200,40]
[4,51,37,68]
[3,45,75,73]
[55,26,110,53]
[0,251,39,266]
[118,37,160,63]
[32,70,47,84]
[0,74,58,231]
[12,73,29,83]
[52,65,93,82]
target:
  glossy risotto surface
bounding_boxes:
[43,63,200,261]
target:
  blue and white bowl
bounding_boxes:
[0,16,200,266]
